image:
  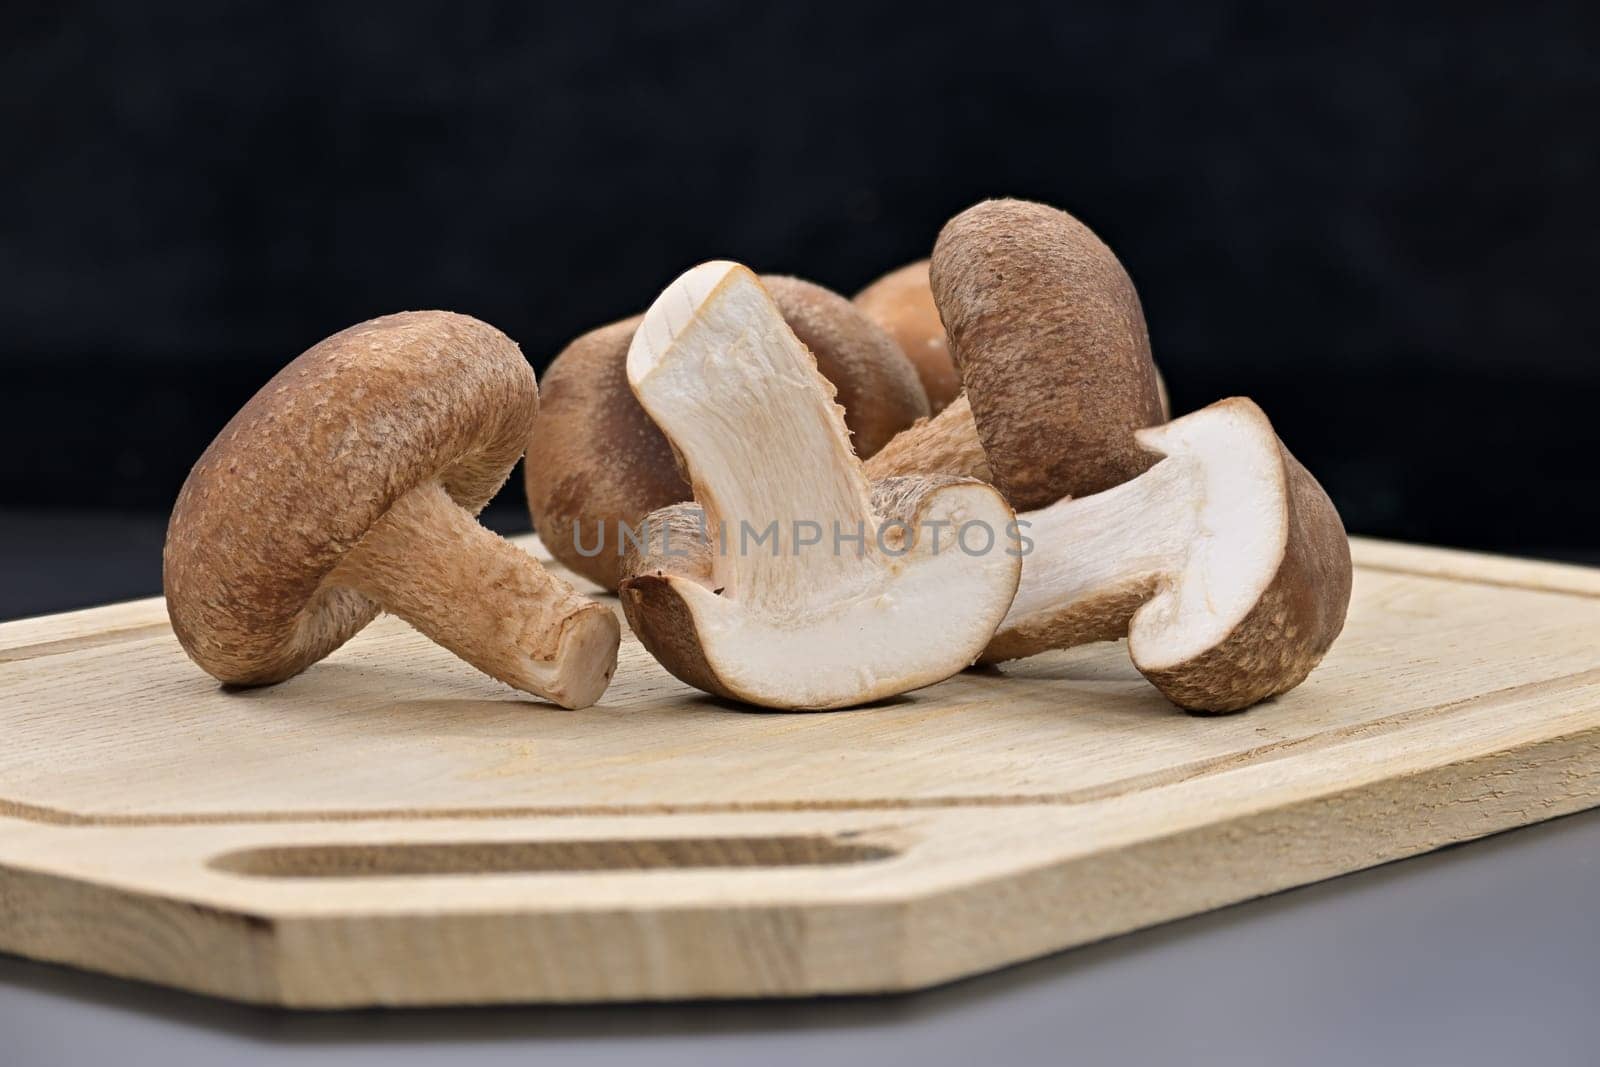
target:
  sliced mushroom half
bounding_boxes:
[619,262,1022,710]
[987,398,1352,712]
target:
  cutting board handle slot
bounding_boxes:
[207,834,899,878]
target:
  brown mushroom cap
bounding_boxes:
[164,311,537,686]
[526,275,930,591]
[615,502,722,696]
[865,200,1169,504]
[930,198,1166,510]
[524,315,689,592]
[852,260,960,413]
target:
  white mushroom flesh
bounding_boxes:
[1002,400,1288,671]
[628,261,1020,707]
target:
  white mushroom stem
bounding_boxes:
[629,261,882,616]
[330,481,620,708]
[1002,456,1195,631]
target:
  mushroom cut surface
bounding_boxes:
[988,398,1352,712]
[164,311,619,708]
[527,276,928,592]
[618,262,1021,710]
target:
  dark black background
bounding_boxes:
[3,2,1597,574]
[4,5,1599,1042]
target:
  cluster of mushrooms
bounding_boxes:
[164,199,1352,714]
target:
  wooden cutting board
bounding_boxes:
[1,537,1597,1008]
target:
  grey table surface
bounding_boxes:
[3,512,1598,1067]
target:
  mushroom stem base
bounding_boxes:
[332,481,619,708]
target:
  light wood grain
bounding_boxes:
[0,536,1597,1005]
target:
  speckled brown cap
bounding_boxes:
[524,315,690,592]
[931,198,1166,510]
